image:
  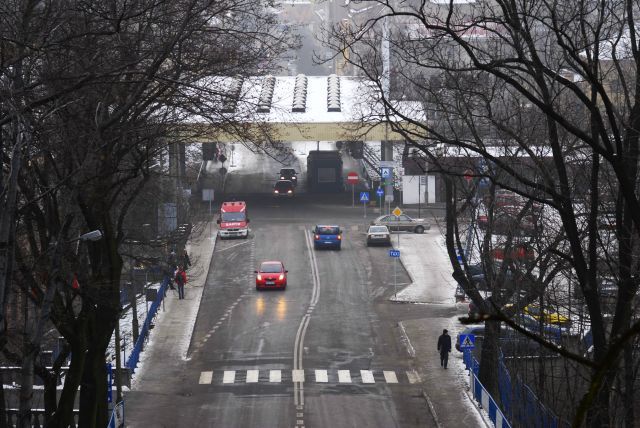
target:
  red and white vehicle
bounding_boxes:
[217,201,250,239]
[255,261,288,290]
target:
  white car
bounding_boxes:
[366,225,392,246]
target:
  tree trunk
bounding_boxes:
[478,319,500,397]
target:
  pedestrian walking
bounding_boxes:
[437,329,452,369]
[174,266,187,300]
[182,249,191,271]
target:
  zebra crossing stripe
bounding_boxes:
[223,370,236,384]
[360,370,375,384]
[292,369,305,382]
[315,370,328,383]
[269,370,281,383]
[383,371,398,384]
[338,370,352,383]
[199,371,213,384]
[406,370,421,384]
[246,370,259,383]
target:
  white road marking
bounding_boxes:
[199,371,213,384]
[269,370,281,383]
[223,370,236,384]
[315,370,328,382]
[383,370,398,384]
[216,240,252,252]
[246,370,259,383]
[360,370,375,384]
[406,370,421,384]
[338,370,352,383]
[292,369,305,382]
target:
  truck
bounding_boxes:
[217,201,249,239]
[306,150,343,192]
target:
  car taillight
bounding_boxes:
[278,274,284,280]
[287,190,292,193]
[315,234,319,240]
[257,274,262,280]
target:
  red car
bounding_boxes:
[255,261,288,290]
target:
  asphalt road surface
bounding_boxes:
[125,192,442,427]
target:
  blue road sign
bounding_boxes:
[360,192,370,202]
[380,167,392,179]
[459,334,475,349]
[376,187,384,197]
[389,249,400,258]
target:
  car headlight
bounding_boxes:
[278,274,284,280]
[274,190,279,193]
[280,176,285,179]
[257,274,262,280]
[287,190,292,193]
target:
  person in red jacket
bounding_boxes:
[174,266,187,300]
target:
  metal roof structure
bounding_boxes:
[184,74,425,142]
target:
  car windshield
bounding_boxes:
[275,181,292,189]
[221,212,246,222]
[260,263,282,273]
[316,226,340,235]
[280,169,295,176]
[369,226,388,233]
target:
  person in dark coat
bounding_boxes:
[182,250,191,271]
[437,329,452,369]
[174,266,187,300]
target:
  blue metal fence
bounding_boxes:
[125,276,169,372]
[464,349,565,428]
[463,350,512,428]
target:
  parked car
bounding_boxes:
[255,261,288,290]
[279,168,297,186]
[313,225,342,250]
[371,214,430,233]
[366,225,391,246]
[523,304,570,326]
[273,180,295,197]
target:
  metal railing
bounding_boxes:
[125,276,169,372]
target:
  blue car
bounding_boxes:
[313,225,342,250]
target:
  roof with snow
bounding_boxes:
[184,74,425,142]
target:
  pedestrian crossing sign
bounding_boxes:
[459,334,475,349]
[359,192,370,202]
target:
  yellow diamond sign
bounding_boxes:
[392,207,403,217]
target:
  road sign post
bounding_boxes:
[376,187,383,213]
[359,191,369,217]
[347,172,359,207]
[389,249,400,296]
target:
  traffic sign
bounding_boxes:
[389,249,400,257]
[385,194,394,202]
[380,167,392,179]
[392,207,403,217]
[376,187,384,197]
[463,169,473,184]
[347,172,359,184]
[359,192,370,202]
[459,334,475,349]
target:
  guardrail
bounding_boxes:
[125,276,169,372]
[463,349,512,428]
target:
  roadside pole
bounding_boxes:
[352,183,355,207]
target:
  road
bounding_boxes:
[125,192,440,427]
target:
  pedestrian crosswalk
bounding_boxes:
[198,369,422,385]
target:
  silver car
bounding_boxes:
[371,214,430,233]
[366,225,391,246]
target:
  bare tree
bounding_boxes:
[326,0,640,426]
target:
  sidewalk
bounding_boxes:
[129,220,217,390]
[391,232,490,428]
